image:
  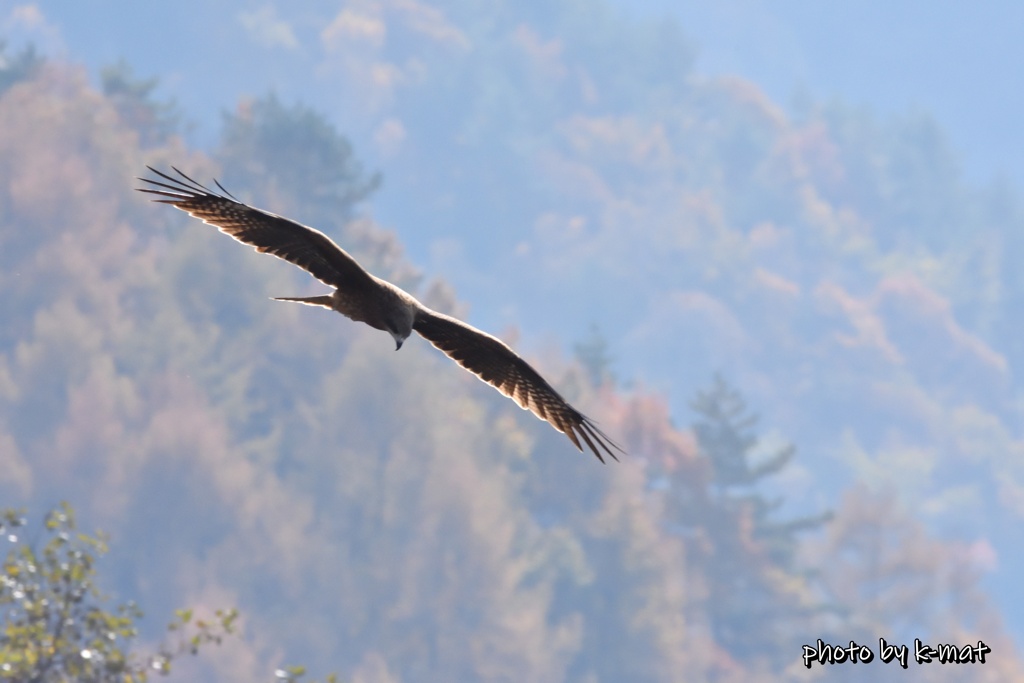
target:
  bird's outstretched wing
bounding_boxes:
[137,167,375,292]
[413,310,622,463]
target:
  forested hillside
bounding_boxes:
[2,2,1024,679]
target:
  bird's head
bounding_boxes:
[389,328,407,351]
[385,314,414,351]
[378,282,417,351]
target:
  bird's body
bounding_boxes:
[138,167,621,462]
[281,277,418,342]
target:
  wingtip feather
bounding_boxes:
[580,419,623,463]
[575,425,606,464]
[214,177,240,201]
[171,166,215,194]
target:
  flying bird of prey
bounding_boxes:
[137,167,622,462]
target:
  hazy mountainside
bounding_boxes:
[0,64,681,681]
[3,1,1024,680]
[235,0,1024,499]
[294,0,1024,611]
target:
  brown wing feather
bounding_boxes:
[413,310,621,462]
[137,167,374,292]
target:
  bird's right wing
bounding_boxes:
[137,167,375,292]
[413,310,622,463]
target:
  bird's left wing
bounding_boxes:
[137,167,376,292]
[413,310,622,463]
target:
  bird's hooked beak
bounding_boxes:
[395,338,403,351]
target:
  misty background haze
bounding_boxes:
[1,1,1022,680]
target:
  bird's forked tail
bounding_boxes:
[273,295,335,309]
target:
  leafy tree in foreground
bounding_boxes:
[0,503,237,682]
